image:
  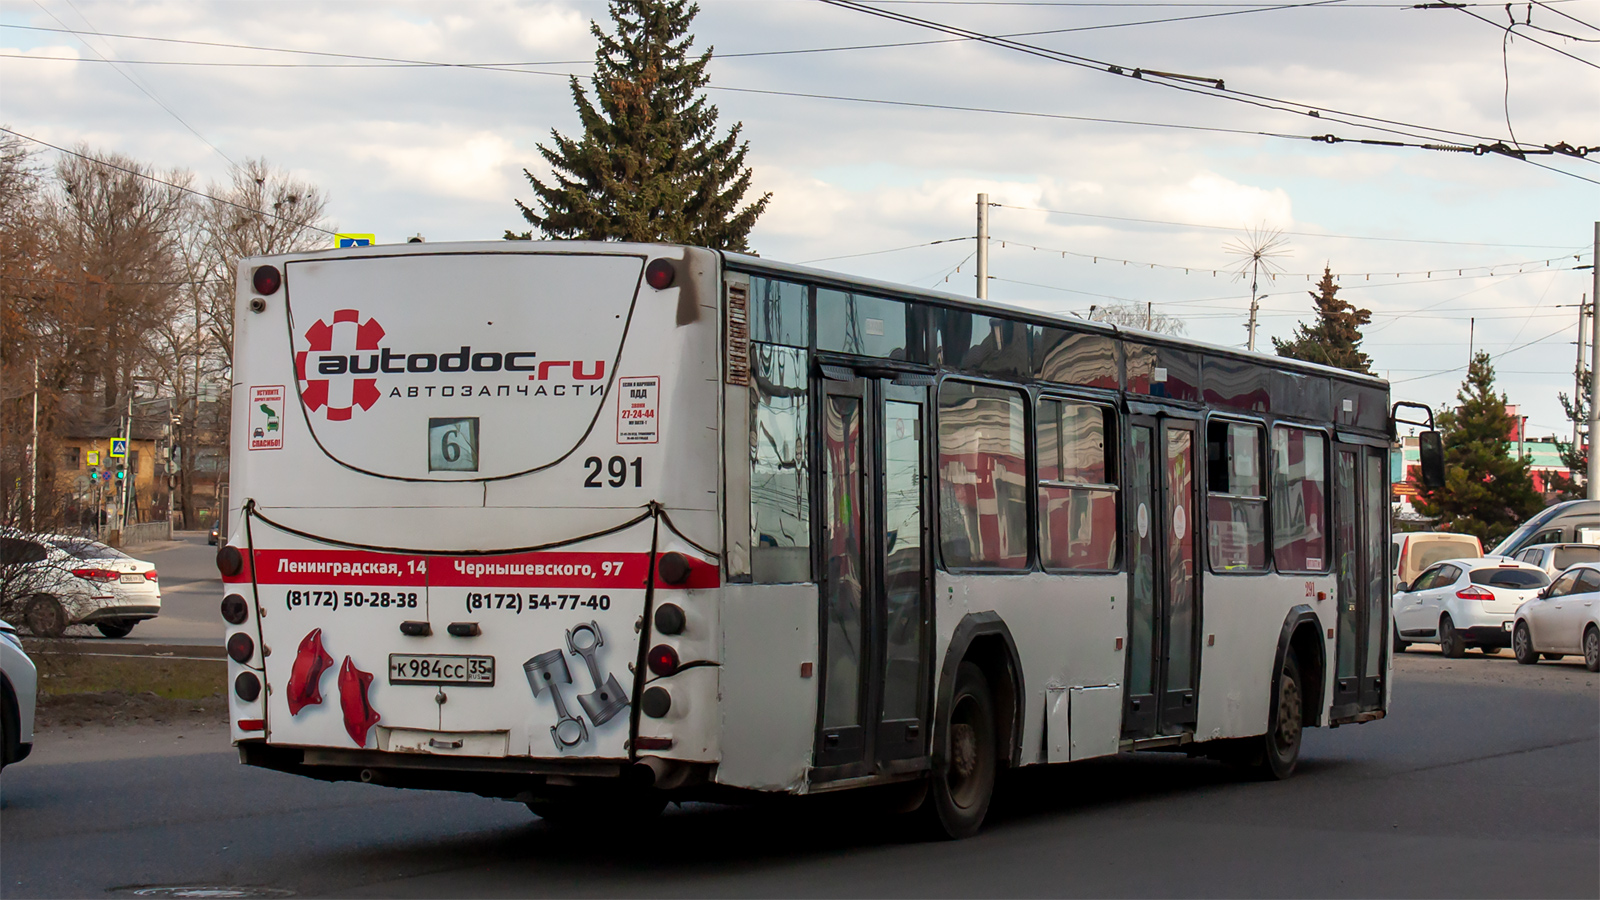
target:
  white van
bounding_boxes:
[1392,532,1483,595]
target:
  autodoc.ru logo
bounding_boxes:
[294,309,605,421]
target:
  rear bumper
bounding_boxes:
[79,605,161,623]
[1460,623,1513,648]
[236,740,720,800]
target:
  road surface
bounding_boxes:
[3,652,1594,898]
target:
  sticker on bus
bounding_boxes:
[249,385,285,450]
[617,376,660,444]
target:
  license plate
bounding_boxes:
[120,573,145,584]
[388,654,495,686]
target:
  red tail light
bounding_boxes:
[647,644,680,677]
[144,570,159,582]
[72,568,119,583]
[238,718,265,732]
[1456,586,1495,601]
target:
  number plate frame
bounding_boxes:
[388,653,496,687]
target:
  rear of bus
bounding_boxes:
[221,242,722,797]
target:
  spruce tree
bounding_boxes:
[509,0,770,250]
[1272,267,1373,374]
[1412,351,1545,545]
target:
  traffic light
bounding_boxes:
[88,467,100,481]
[115,465,126,481]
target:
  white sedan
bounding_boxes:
[0,533,161,638]
[1393,557,1550,657]
[1512,562,1600,671]
[1,617,35,769]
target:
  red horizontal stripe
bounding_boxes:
[239,549,718,589]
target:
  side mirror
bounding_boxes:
[1418,430,1446,490]
[1395,581,1409,594]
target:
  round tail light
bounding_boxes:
[235,671,261,702]
[644,259,676,290]
[653,603,686,635]
[641,686,672,718]
[647,644,679,677]
[216,546,243,577]
[227,632,255,664]
[221,594,250,625]
[657,552,692,586]
[252,265,282,295]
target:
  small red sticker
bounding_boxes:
[287,628,334,715]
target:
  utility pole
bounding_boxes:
[121,389,134,531]
[975,193,990,301]
[1589,221,1600,500]
[1574,296,1586,462]
[29,356,39,532]
[1468,317,1475,366]
[1146,301,1153,331]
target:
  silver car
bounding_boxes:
[1,618,36,769]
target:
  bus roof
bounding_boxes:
[721,250,1390,390]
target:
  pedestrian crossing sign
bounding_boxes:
[336,234,375,249]
[110,438,128,458]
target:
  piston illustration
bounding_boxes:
[287,628,334,716]
[523,649,588,751]
[568,621,629,727]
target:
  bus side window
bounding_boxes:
[1037,398,1118,571]
[1272,426,1329,573]
[750,343,811,583]
[938,381,1029,570]
[1206,420,1268,572]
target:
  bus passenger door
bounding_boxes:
[1332,443,1387,715]
[1122,416,1201,739]
[814,368,933,773]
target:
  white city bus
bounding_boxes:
[220,241,1428,837]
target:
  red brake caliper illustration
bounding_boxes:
[286,628,334,715]
[294,309,385,421]
[338,656,381,747]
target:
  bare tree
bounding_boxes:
[195,159,330,370]
[1088,301,1187,336]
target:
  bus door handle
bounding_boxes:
[1129,699,1142,711]
[824,733,840,748]
[1181,692,1194,706]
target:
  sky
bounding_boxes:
[3,0,1597,438]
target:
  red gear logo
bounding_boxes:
[294,309,386,421]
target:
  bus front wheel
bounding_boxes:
[922,661,997,840]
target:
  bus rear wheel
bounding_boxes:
[922,661,997,840]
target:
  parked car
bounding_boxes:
[1392,531,1483,596]
[1490,499,1600,558]
[1,617,36,770]
[1393,557,1549,657]
[0,533,161,638]
[1511,563,1600,672]
[1510,543,1600,580]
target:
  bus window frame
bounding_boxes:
[934,374,1037,576]
[1035,391,1122,575]
[1268,420,1334,576]
[1203,412,1271,577]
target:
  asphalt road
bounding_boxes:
[3,653,1594,899]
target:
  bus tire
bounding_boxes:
[922,661,997,840]
[1250,650,1304,781]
